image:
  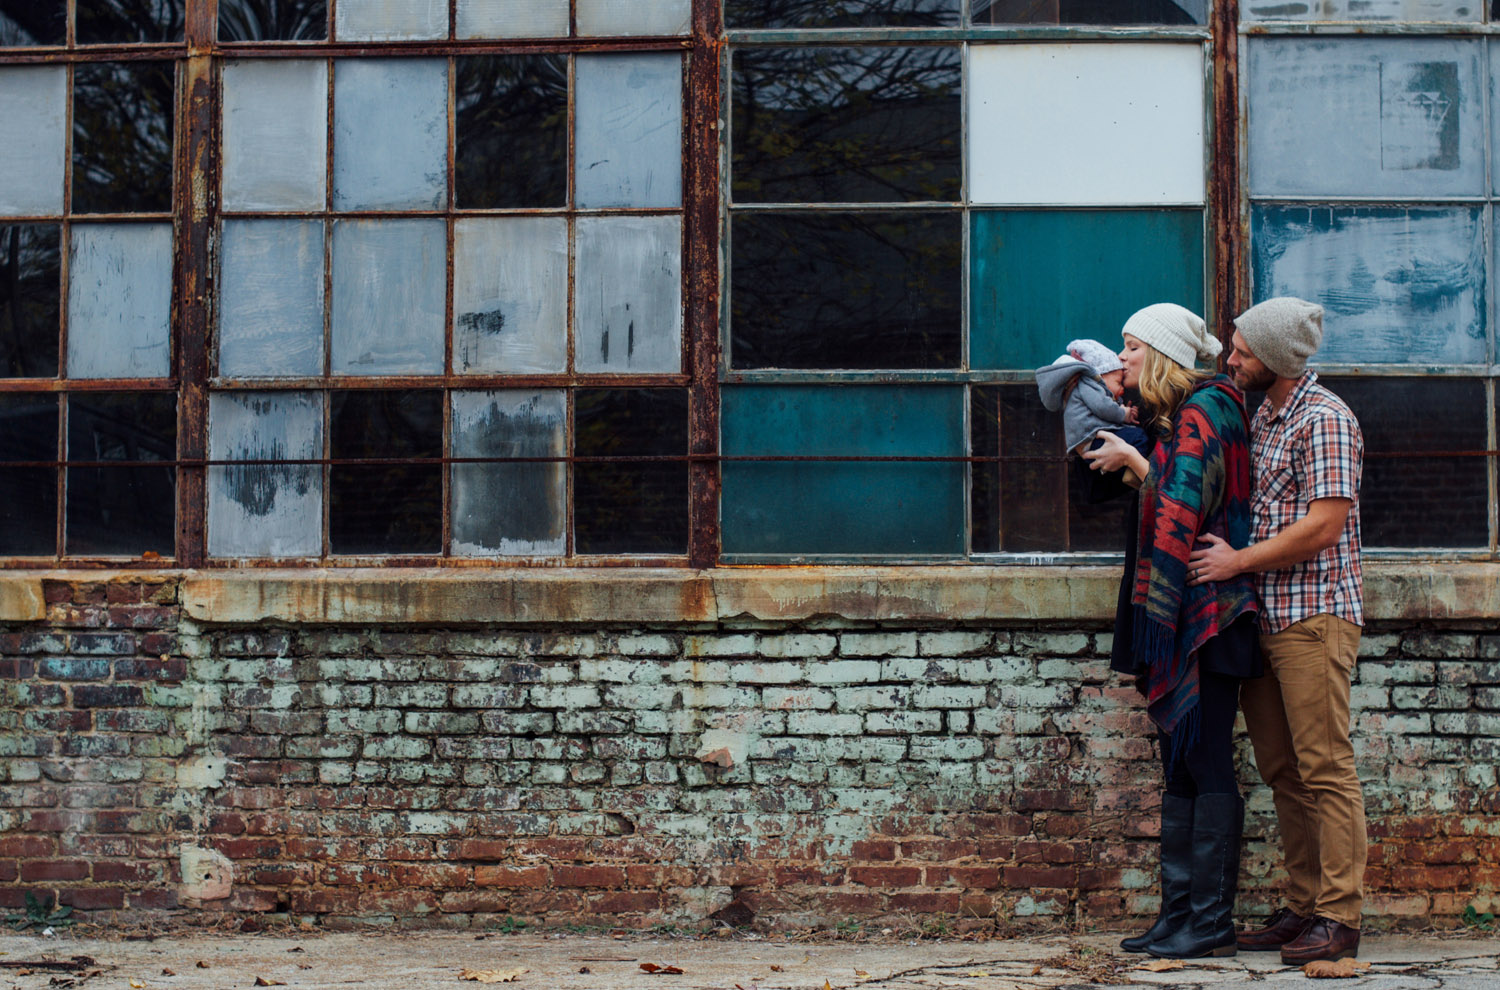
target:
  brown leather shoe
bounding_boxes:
[1236,906,1310,951]
[1279,916,1360,964]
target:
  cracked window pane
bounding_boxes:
[1,224,61,378]
[67,223,173,379]
[219,219,325,379]
[72,61,175,215]
[65,391,176,557]
[0,66,66,216]
[455,54,567,209]
[453,217,567,374]
[575,53,682,209]
[574,388,688,555]
[222,59,328,212]
[209,391,322,558]
[332,58,447,211]
[574,215,682,375]
[451,390,566,557]
[329,390,442,555]
[218,0,328,40]
[0,393,58,556]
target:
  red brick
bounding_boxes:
[774,866,838,886]
[439,890,510,913]
[1392,864,1471,889]
[248,865,314,886]
[213,838,283,860]
[1077,868,1124,890]
[322,863,393,886]
[105,583,148,604]
[0,659,35,678]
[1003,866,1076,888]
[899,839,977,861]
[59,887,125,910]
[357,889,441,915]
[1017,790,1087,812]
[889,892,961,912]
[107,605,175,629]
[850,840,897,861]
[0,836,57,857]
[392,864,472,889]
[289,889,360,914]
[848,866,921,887]
[1404,840,1474,865]
[588,890,662,914]
[474,866,548,888]
[942,867,1001,888]
[229,888,281,912]
[20,859,89,882]
[92,861,159,884]
[130,888,178,910]
[553,865,625,888]
[1015,840,1086,864]
[455,839,511,861]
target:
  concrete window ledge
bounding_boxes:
[3,563,1499,625]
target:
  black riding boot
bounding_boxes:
[1146,793,1243,959]
[1120,794,1194,953]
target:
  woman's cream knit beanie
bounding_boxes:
[1120,303,1221,369]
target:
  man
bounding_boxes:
[1187,297,1365,964]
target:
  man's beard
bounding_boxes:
[1234,365,1276,393]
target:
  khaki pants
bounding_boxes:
[1239,613,1366,928]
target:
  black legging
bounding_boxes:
[1160,668,1240,798]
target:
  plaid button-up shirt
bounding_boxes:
[1250,371,1364,634]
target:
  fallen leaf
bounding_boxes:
[824,981,833,990]
[769,965,784,973]
[854,970,871,980]
[639,963,685,975]
[129,980,145,989]
[1030,965,1042,976]
[141,551,161,560]
[1303,958,1372,979]
[459,967,529,983]
[1141,959,1184,972]
[161,968,175,976]
[288,946,304,953]
[196,961,210,969]
[298,965,312,971]
[966,972,990,978]
[254,979,285,987]
[578,967,590,974]
[15,971,31,978]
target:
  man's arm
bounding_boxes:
[1188,496,1351,585]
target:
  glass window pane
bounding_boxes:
[974,0,1204,23]
[72,62,175,215]
[0,67,66,216]
[1251,205,1485,365]
[332,58,447,211]
[65,392,176,557]
[457,0,567,37]
[1247,37,1485,198]
[732,47,960,204]
[219,219,325,378]
[1,224,61,377]
[574,215,682,374]
[969,385,1130,554]
[577,0,690,36]
[67,223,173,379]
[0,394,58,556]
[222,59,328,212]
[574,389,687,555]
[727,0,958,27]
[454,217,567,374]
[451,390,566,557]
[1244,1,1478,22]
[76,0,184,44]
[1315,378,1488,548]
[0,3,67,45]
[331,219,445,376]
[219,0,328,40]
[208,391,323,558]
[575,54,682,209]
[329,390,442,555]
[970,209,1204,371]
[730,211,960,370]
[335,0,446,40]
[455,55,567,209]
[969,43,1203,206]
[722,385,965,555]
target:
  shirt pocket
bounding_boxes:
[1257,462,1297,502]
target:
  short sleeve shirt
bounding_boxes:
[1249,371,1364,633]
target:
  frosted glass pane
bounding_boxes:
[333,59,447,211]
[575,54,682,208]
[1247,38,1484,198]
[0,67,66,216]
[336,0,446,39]
[208,391,323,558]
[1251,205,1485,365]
[577,0,690,35]
[1243,0,1478,21]
[454,217,566,374]
[219,220,324,378]
[331,219,445,376]
[451,390,565,557]
[968,43,1204,206]
[575,216,682,374]
[222,60,328,212]
[67,224,172,379]
[457,0,567,37]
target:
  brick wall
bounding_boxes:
[1,574,1497,930]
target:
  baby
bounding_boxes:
[1035,338,1150,467]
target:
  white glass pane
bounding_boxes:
[968,43,1204,206]
[332,59,447,211]
[1248,38,1484,198]
[330,219,445,375]
[574,215,682,374]
[0,66,66,216]
[219,219,325,378]
[1251,205,1485,365]
[575,54,683,209]
[451,390,565,557]
[454,217,566,374]
[1243,0,1478,21]
[577,0,690,36]
[221,60,328,212]
[335,0,447,40]
[208,391,323,558]
[457,0,567,37]
[67,223,172,379]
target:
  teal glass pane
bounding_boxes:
[722,385,964,556]
[970,209,1203,371]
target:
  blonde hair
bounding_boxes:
[1137,346,1210,436]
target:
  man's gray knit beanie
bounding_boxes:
[1233,297,1323,378]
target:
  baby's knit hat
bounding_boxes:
[1064,339,1124,377]
[1120,303,1221,368]
[1233,297,1323,378]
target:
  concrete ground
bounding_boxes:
[0,929,1496,990]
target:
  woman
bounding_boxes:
[1083,303,1260,960]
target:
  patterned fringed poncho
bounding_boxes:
[1131,376,1258,758]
